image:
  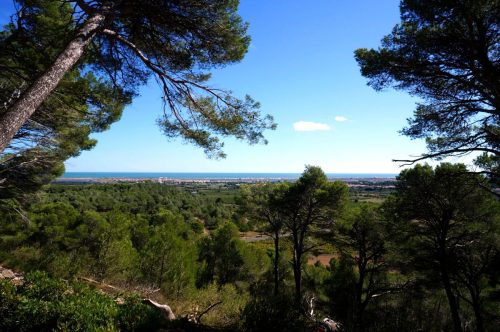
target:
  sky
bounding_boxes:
[0,0,473,173]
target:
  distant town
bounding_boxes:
[53,175,396,188]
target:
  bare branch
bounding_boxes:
[196,301,223,323]
[393,147,499,166]
[73,0,96,15]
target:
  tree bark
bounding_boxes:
[0,12,105,153]
[273,229,279,296]
[441,268,463,332]
[438,223,463,332]
[354,259,366,332]
[294,262,301,304]
[470,291,484,332]
[293,245,302,304]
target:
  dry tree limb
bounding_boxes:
[196,301,223,323]
[142,298,176,321]
[78,276,176,321]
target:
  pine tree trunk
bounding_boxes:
[0,12,105,153]
[441,268,463,332]
[354,260,366,332]
[273,230,279,296]
[471,292,484,332]
[293,247,302,304]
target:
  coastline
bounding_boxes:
[53,172,397,186]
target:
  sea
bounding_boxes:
[61,172,396,180]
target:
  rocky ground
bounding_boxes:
[0,265,24,285]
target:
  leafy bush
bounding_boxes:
[0,279,19,331]
[0,271,163,331]
[56,283,118,332]
[117,295,163,331]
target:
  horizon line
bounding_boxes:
[64,171,398,174]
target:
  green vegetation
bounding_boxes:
[0,0,499,331]
[0,0,275,159]
[355,0,500,181]
[0,181,270,329]
[1,165,498,331]
[0,0,275,198]
[0,271,163,331]
[383,163,500,332]
[0,0,131,198]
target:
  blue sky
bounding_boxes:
[1,0,470,173]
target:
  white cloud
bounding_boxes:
[334,116,347,122]
[293,121,331,132]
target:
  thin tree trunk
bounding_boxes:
[273,229,279,296]
[441,268,463,332]
[293,246,302,304]
[294,263,301,303]
[0,12,105,153]
[471,293,484,332]
[355,260,366,332]
[438,226,462,332]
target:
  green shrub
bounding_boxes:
[16,271,67,331]
[0,271,165,331]
[57,283,118,332]
[0,279,19,331]
[20,271,67,301]
[117,295,164,331]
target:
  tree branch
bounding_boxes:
[73,0,96,15]
[197,301,223,323]
[393,147,499,166]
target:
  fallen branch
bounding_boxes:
[78,276,122,293]
[197,301,223,323]
[78,276,176,321]
[142,298,176,321]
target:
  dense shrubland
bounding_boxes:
[0,165,498,331]
[0,271,163,332]
[0,181,271,330]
